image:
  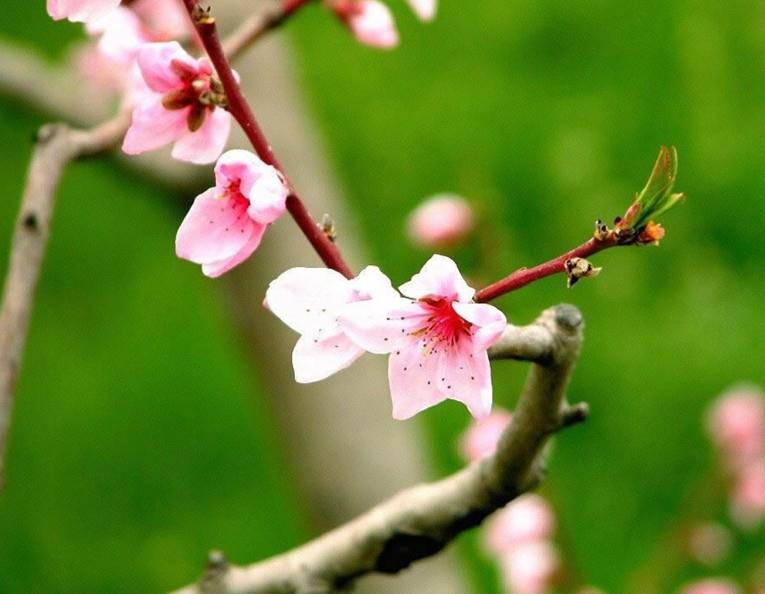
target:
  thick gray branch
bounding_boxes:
[0,112,130,488]
[170,304,587,594]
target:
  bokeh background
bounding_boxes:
[1,1,764,593]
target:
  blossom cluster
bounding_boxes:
[706,386,765,529]
[460,411,604,594]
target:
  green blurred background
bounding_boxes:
[1,1,764,592]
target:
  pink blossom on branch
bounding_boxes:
[47,0,120,23]
[265,266,399,383]
[332,0,400,49]
[176,149,288,277]
[499,541,561,594]
[340,255,506,419]
[485,494,556,553]
[122,42,233,164]
[706,387,765,465]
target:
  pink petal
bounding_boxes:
[200,223,266,278]
[176,188,262,266]
[48,0,120,22]
[136,41,197,93]
[441,342,493,419]
[406,0,437,21]
[339,298,428,355]
[348,1,399,49]
[348,265,399,301]
[460,408,513,462]
[171,107,231,165]
[122,95,189,155]
[399,254,475,302]
[452,302,507,350]
[87,7,146,66]
[389,345,447,419]
[212,150,291,224]
[292,333,365,383]
[265,268,356,336]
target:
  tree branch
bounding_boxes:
[0,111,131,488]
[170,304,588,594]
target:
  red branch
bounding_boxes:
[474,237,618,302]
[183,0,354,279]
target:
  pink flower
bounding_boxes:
[499,541,560,594]
[407,194,475,249]
[707,387,765,464]
[460,408,513,462]
[333,0,399,49]
[730,460,765,529]
[339,254,506,420]
[485,494,556,553]
[47,0,120,23]
[265,266,399,383]
[123,42,233,164]
[406,0,437,21]
[679,578,741,594]
[175,150,288,277]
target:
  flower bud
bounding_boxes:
[407,194,475,249]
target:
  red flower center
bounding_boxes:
[420,296,471,346]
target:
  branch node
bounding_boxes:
[198,550,229,594]
[553,303,583,331]
[560,401,590,428]
[22,212,39,232]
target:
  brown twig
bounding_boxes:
[183,0,355,278]
[475,236,619,302]
[170,304,588,594]
[0,111,131,488]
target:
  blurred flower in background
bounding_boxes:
[706,386,765,529]
[407,194,475,250]
[678,577,741,594]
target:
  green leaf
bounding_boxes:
[630,146,684,229]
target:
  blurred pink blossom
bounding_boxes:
[47,0,120,23]
[486,494,556,553]
[123,41,232,164]
[499,541,560,594]
[459,408,513,461]
[86,7,147,67]
[706,387,765,464]
[406,0,437,21]
[339,255,506,419]
[266,266,398,383]
[688,523,733,566]
[333,0,399,49]
[407,194,475,249]
[678,578,741,594]
[176,150,288,277]
[730,459,765,529]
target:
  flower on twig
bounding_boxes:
[123,42,233,164]
[265,266,399,383]
[176,150,288,277]
[340,255,506,419]
[331,0,400,49]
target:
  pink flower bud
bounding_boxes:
[485,494,556,553]
[706,387,765,464]
[499,541,560,594]
[688,523,733,566]
[333,0,399,49]
[459,408,512,462]
[407,194,475,249]
[678,578,741,594]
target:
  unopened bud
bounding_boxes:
[565,257,601,288]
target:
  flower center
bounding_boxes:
[161,59,228,133]
[419,296,471,346]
